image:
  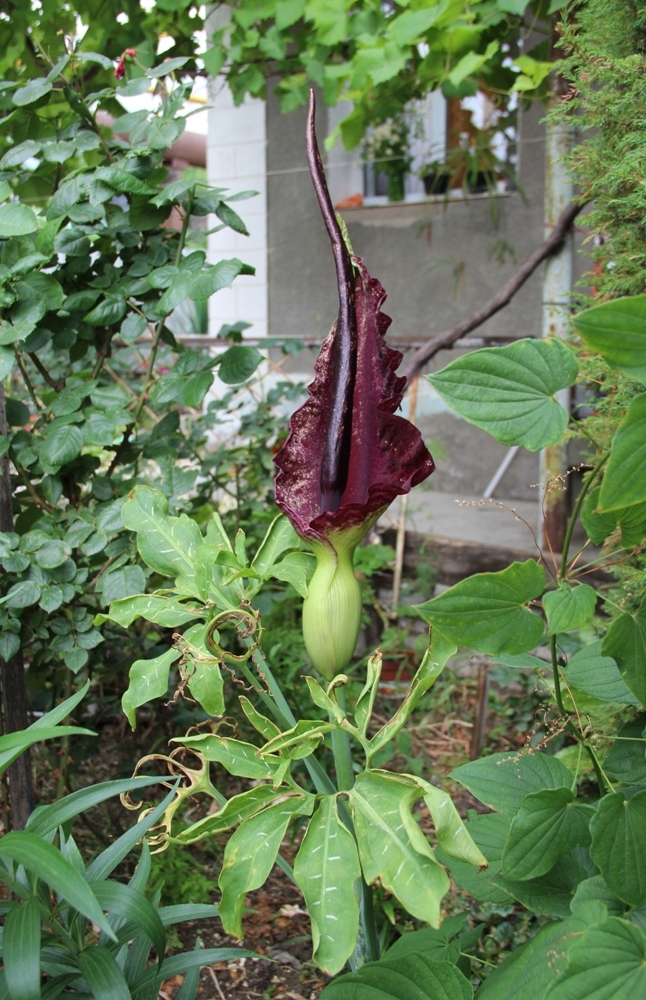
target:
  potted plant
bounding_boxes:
[360,108,422,202]
[419,158,452,195]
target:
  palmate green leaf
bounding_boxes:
[238,696,281,742]
[573,295,646,385]
[180,622,225,717]
[451,751,574,815]
[413,777,487,867]
[294,794,361,975]
[437,812,512,905]
[416,560,545,655]
[0,832,115,939]
[95,594,205,629]
[269,551,313,598]
[259,719,335,758]
[599,393,646,512]
[427,338,577,450]
[543,583,597,635]
[218,794,314,937]
[99,566,146,604]
[174,785,280,844]
[602,595,646,705]
[77,946,130,1000]
[501,788,594,881]
[350,771,449,927]
[250,515,300,578]
[590,790,646,907]
[369,632,457,756]
[122,646,180,728]
[571,875,625,916]
[546,918,646,999]
[3,897,41,1000]
[612,501,646,547]
[121,486,202,587]
[319,956,473,1000]
[563,642,639,706]
[354,651,382,739]
[175,733,279,780]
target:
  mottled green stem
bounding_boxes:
[240,636,337,796]
[330,687,380,970]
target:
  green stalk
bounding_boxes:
[330,687,380,970]
[549,450,613,794]
[559,451,609,581]
[238,638,336,796]
[550,634,608,793]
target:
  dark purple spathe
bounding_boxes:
[273,89,434,548]
[274,254,434,545]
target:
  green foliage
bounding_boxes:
[293,794,361,975]
[0,719,248,1000]
[558,1,646,300]
[0,46,270,728]
[416,560,546,655]
[319,956,473,999]
[427,339,578,451]
[204,0,549,148]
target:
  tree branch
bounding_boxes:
[401,199,587,382]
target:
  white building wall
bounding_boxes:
[206,82,268,339]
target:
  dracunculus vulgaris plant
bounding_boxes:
[274,91,434,680]
[113,90,487,983]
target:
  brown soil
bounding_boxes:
[165,867,328,999]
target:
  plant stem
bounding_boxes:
[329,687,380,970]
[559,452,609,581]
[28,352,62,391]
[15,353,42,411]
[550,634,608,793]
[330,688,354,791]
[9,449,54,513]
[241,638,336,796]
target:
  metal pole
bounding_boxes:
[391,375,420,614]
[539,104,574,553]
